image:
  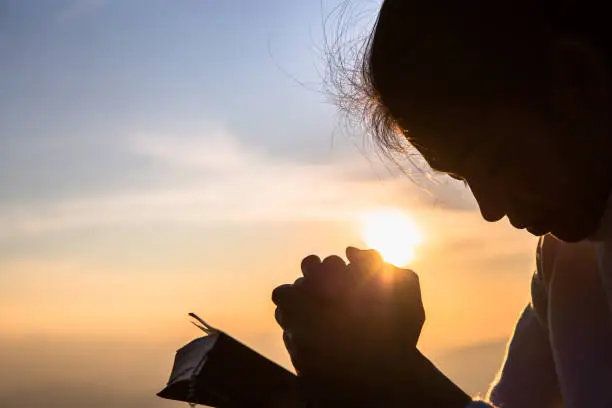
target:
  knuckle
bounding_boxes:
[271,283,293,304]
[282,331,294,348]
[275,307,284,326]
[322,254,345,266]
[400,268,419,281]
[301,254,321,267]
[366,249,383,260]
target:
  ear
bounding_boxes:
[551,40,611,116]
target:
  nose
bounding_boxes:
[467,178,506,222]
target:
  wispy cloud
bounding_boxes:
[0,131,438,239]
[128,129,257,172]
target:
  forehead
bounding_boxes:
[403,102,525,173]
[403,105,486,170]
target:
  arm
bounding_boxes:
[396,246,560,408]
[367,303,560,408]
[274,251,472,408]
[294,339,473,408]
[276,249,559,408]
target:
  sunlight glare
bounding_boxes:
[361,209,423,266]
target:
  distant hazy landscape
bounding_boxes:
[0,335,508,408]
[432,339,508,398]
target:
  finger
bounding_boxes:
[320,255,348,284]
[316,255,349,298]
[380,266,418,284]
[271,283,294,306]
[285,329,329,375]
[346,247,383,266]
[273,291,322,331]
[345,246,360,262]
[321,255,347,275]
[275,307,287,328]
[275,307,310,331]
[387,267,421,294]
[321,254,346,269]
[275,304,309,331]
[392,268,424,313]
[397,268,419,284]
[282,331,303,375]
[283,329,320,376]
[282,330,305,374]
[282,330,294,352]
[346,247,384,276]
[301,254,322,280]
[282,329,319,360]
[279,316,334,377]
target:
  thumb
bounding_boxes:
[346,246,384,274]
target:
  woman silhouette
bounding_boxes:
[273,1,612,407]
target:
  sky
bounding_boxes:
[0,1,538,406]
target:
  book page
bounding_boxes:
[167,334,219,385]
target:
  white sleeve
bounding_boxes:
[465,401,497,408]
[485,304,562,408]
[459,304,559,408]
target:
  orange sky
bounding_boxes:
[0,145,538,408]
[0,155,537,355]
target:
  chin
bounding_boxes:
[549,230,589,243]
[523,221,593,242]
[524,226,586,242]
[524,206,605,243]
[547,222,600,243]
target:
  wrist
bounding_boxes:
[398,349,473,408]
[298,348,472,408]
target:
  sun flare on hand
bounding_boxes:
[361,208,423,267]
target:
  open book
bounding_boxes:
[157,313,304,407]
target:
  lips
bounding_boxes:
[509,214,548,233]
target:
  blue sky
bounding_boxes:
[0,0,481,260]
[0,0,350,204]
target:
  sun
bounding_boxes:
[361,208,423,266]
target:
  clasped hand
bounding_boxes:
[272,247,426,404]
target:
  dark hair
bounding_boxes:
[328,0,612,155]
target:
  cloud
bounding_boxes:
[0,130,442,239]
[128,129,257,172]
[0,174,409,238]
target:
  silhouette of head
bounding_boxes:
[346,0,612,242]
